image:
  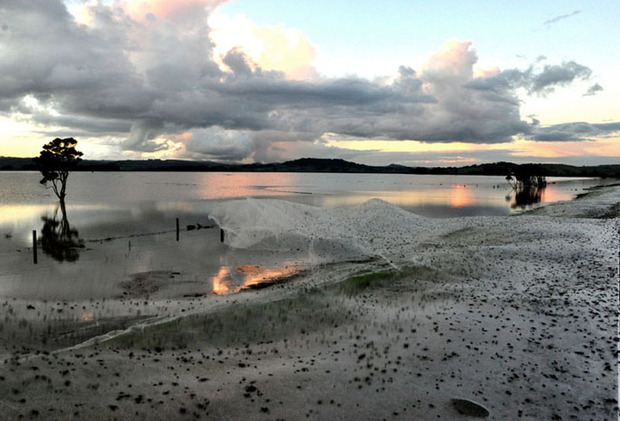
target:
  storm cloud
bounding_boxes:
[0,0,607,162]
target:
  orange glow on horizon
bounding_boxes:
[323,135,619,164]
[324,138,485,154]
[509,136,619,162]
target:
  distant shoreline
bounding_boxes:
[2,156,620,178]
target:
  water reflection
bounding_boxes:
[212,263,304,294]
[449,184,474,208]
[506,180,550,209]
[509,184,546,208]
[39,204,84,262]
[81,311,94,322]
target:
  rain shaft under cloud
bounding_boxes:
[0,0,613,162]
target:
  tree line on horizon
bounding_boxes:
[0,153,619,178]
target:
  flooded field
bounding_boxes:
[0,171,612,356]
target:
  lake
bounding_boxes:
[0,171,608,302]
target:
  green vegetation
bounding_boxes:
[334,265,439,295]
[336,270,399,295]
[103,293,345,351]
[101,265,441,351]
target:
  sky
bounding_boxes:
[0,0,618,167]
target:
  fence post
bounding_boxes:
[176,218,180,241]
[33,230,38,264]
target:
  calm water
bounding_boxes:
[0,171,609,300]
[0,171,606,214]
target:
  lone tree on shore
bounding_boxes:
[33,138,83,204]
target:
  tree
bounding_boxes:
[505,164,547,191]
[33,138,83,204]
[505,164,548,208]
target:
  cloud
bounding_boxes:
[183,126,253,160]
[583,83,603,96]
[125,0,225,22]
[0,1,604,163]
[530,121,620,142]
[209,11,318,80]
[529,61,591,94]
[123,120,169,152]
[467,61,593,96]
[543,10,581,27]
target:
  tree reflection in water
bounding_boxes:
[40,203,84,262]
[510,183,547,208]
[506,165,548,209]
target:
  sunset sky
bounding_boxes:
[1,0,618,166]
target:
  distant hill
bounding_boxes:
[1,156,619,178]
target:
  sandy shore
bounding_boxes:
[1,185,618,420]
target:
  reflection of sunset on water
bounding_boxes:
[197,172,298,200]
[449,184,474,208]
[320,190,487,209]
[81,311,94,322]
[540,184,573,203]
[212,267,234,295]
[508,182,578,209]
[0,204,49,225]
[211,263,303,294]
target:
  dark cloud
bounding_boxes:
[467,61,592,96]
[123,120,169,152]
[221,48,255,77]
[0,1,604,162]
[530,121,620,142]
[530,61,591,94]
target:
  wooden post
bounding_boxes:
[32,230,38,264]
[220,228,224,243]
[176,218,180,241]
